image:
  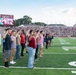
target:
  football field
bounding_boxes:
[0,37,76,75]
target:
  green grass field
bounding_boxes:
[0,37,76,75]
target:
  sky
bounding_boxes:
[0,0,76,26]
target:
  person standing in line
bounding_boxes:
[35,30,40,60]
[2,29,8,53]
[27,30,36,68]
[20,30,25,56]
[25,29,30,53]
[45,33,49,49]
[3,28,12,68]
[16,30,21,59]
[51,33,54,46]
[39,31,44,57]
[48,34,52,47]
[10,30,17,64]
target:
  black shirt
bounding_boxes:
[4,34,11,50]
[44,35,49,42]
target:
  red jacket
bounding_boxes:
[21,34,25,44]
[28,36,36,49]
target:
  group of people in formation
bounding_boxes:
[2,28,54,68]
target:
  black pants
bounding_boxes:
[46,42,48,49]
[35,45,39,59]
[21,44,25,56]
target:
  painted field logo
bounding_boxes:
[68,61,76,67]
[62,46,76,51]
[68,61,76,74]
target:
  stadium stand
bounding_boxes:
[0,24,76,37]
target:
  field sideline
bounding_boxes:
[0,37,76,75]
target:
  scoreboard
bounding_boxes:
[0,14,14,25]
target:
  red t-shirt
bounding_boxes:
[21,34,25,44]
[28,36,36,49]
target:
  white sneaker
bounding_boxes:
[13,61,16,64]
[10,61,16,64]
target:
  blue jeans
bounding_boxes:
[16,45,20,59]
[27,46,36,68]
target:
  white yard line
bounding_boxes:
[34,67,76,70]
[43,53,76,54]
[0,66,76,70]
